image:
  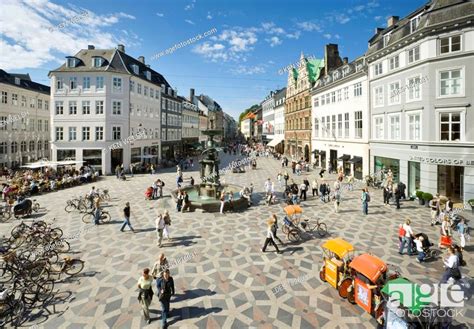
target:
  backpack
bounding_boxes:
[366,192,371,202]
[161,181,165,187]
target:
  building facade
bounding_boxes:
[285,53,324,161]
[160,87,182,160]
[367,0,474,201]
[223,113,237,142]
[267,88,286,153]
[261,91,275,144]
[0,71,50,168]
[180,94,199,155]
[311,55,369,179]
[49,44,166,174]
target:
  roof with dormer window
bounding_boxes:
[0,69,50,94]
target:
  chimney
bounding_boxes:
[87,45,95,50]
[138,56,145,64]
[343,57,348,64]
[387,16,399,27]
[324,44,342,76]
[190,88,195,101]
[117,44,125,52]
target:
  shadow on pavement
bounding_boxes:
[172,288,217,302]
[164,235,201,247]
[168,306,222,325]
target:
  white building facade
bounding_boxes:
[261,91,275,143]
[0,71,50,168]
[367,2,474,201]
[267,88,286,153]
[311,56,370,179]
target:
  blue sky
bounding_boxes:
[0,0,426,119]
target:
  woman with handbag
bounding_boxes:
[156,269,175,328]
[440,246,461,283]
[137,268,154,324]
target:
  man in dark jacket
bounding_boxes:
[156,269,175,328]
[120,202,135,232]
[319,183,327,202]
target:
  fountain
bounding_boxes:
[171,122,247,212]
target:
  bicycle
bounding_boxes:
[0,285,25,327]
[65,198,87,213]
[82,209,111,224]
[0,204,11,221]
[49,257,84,277]
[32,199,41,213]
[300,218,328,237]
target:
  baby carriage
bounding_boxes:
[412,233,441,259]
[144,187,153,200]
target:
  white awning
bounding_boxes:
[267,136,284,147]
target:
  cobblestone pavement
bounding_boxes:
[1,153,473,328]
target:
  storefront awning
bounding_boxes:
[338,154,351,161]
[267,136,284,147]
[348,156,362,164]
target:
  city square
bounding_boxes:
[1,153,473,328]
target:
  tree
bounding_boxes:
[238,104,259,127]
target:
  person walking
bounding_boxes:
[429,195,440,226]
[440,246,461,283]
[176,191,184,212]
[93,196,101,225]
[181,191,191,212]
[319,183,326,202]
[361,188,369,215]
[137,268,154,324]
[291,161,296,174]
[120,202,135,232]
[414,235,426,263]
[333,188,341,213]
[152,180,158,200]
[277,172,282,188]
[150,164,155,175]
[456,218,467,250]
[264,178,272,195]
[394,187,401,209]
[156,212,166,247]
[383,186,390,206]
[311,178,318,197]
[163,210,171,240]
[219,192,226,214]
[261,218,282,253]
[347,174,354,191]
[299,181,307,201]
[156,269,175,329]
[130,164,134,177]
[270,214,284,246]
[151,253,169,279]
[157,179,164,199]
[399,219,414,255]
[283,171,289,188]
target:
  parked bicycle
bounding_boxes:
[65,197,87,213]
[82,209,111,224]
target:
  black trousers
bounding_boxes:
[262,238,280,252]
[312,188,318,196]
[300,190,306,201]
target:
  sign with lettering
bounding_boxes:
[410,156,474,167]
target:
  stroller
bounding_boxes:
[144,187,153,200]
[412,233,439,260]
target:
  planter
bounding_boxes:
[425,201,430,208]
[419,199,425,206]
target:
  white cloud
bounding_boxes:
[206,11,212,19]
[261,22,285,35]
[156,12,164,17]
[184,0,196,11]
[286,31,301,39]
[374,15,383,21]
[334,34,341,39]
[266,36,282,47]
[323,33,332,39]
[296,21,322,32]
[231,65,266,75]
[335,14,350,24]
[184,19,195,25]
[0,0,136,70]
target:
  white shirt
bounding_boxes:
[156,215,165,230]
[414,239,424,252]
[444,254,458,269]
[266,227,276,240]
[402,224,413,237]
[264,181,272,192]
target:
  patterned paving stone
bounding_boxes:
[1,153,472,328]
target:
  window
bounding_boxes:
[14,77,20,85]
[408,113,421,140]
[93,57,102,67]
[440,35,461,54]
[150,88,154,98]
[313,97,319,107]
[326,115,330,137]
[389,55,399,70]
[55,101,64,115]
[374,63,383,76]
[314,118,319,137]
[11,142,18,153]
[82,127,90,141]
[112,126,121,140]
[410,15,421,33]
[112,101,122,115]
[44,100,49,111]
[0,116,7,130]
[12,94,18,105]
[343,87,349,100]
[69,127,77,141]
[1,91,7,104]
[29,119,34,132]
[331,115,336,136]
[56,79,63,90]
[321,117,325,137]
[37,141,42,151]
[37,119,42,131]
[0,142,6,154]
[321,95,325,106]
[112,77,122,92]
[83,77,90,90]
[29,98,35,108]
[355,111,362,138]
[144,86,148,96]
[383,33,391,47]
[408,46,420,63]
[55,127,64,141]
[337,90,342,102]
[131,64,139,75]
[338,114,342,138]
[21,96,26,107]
[354,82,362,97]
[130,81,135,92]
[95,127,104,140]
[331,92,336,103]
[374,86,384,107]
[44,141,48,153]
[95,100,104,114]
[137,83,142,94]
[440,112,461,141]
[389,82,401,104]
[20,141,27,152]
[44,120,48,131]
[82,101,90,114]
[67,58,76,67]
[69,101,77,115]
[389,114,401,140]
[29,141,35,152]
[439,69,462,96]
[407,76,421,101]
[96,76,104,90]
[37,99,42,109]
[374,116,384,139]
[69,77,77,90]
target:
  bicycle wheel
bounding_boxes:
[64,204,74,213]
[10,224,25,239]
[65,259,84,276]
[54,239,70,253]
[282,225,289,235]
[36,280,55,301]
[287,229,300,242]
[78,203,87,213]
[100,212,111,223]
[0,266,14,283]
[29,266,49,283]
[82,213,93,224]
[32,203,40,212]
[317,223,328,237]
[50,228,63,239]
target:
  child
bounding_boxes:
[398,224,405,249]
[414,235,425,263]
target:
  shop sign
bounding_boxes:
[410,145,418,149]
[410,156,474,166]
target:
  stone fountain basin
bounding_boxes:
[171,183,247,213]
